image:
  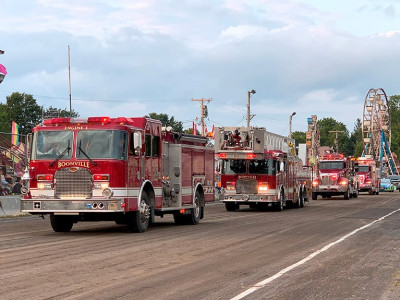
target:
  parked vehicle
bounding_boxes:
[387,175,400,192]
[379,178,395,192]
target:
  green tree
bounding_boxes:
[291,131,306,144]
[318,117,351,155]
[43,106,79,119]
[146,112,183,132]
[3,92,42,135]
[389,95,400,157]
[351,118,363,157]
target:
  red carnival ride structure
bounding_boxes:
[214,126,312,211]
[20,116,215,232]
[312,153,358,200]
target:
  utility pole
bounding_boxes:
[329,130,344,153]
[247,90,256,128]
[192,98,212,136]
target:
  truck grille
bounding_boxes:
[320,175,336,185]
[236,178,258,194]
[54,168,92,199]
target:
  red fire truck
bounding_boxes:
[20,116,215,233]
[312,153,358,200]
[354,157,380,195]
[214,127,311,211]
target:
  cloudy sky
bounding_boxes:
[1,0,400,136]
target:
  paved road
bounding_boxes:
[1,193,399,300]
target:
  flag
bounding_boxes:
[206,124,215,140]
[11,121,19,145]
[0,64,7,76]
[192,121,197,135]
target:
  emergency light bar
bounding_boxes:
[320,154,345,160]
[87,116,111,124]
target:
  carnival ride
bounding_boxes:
[362,88,398,176]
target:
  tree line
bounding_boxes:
[1,92,399,158]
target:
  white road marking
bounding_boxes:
[231,207,400,300]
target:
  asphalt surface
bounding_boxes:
[0,192,399,300]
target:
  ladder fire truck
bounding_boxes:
[214,127,312,211]
[312,153,358,200]
[20,116,215,233]
[354,157,380,195]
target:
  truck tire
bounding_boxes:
[175,191,202,225]
[225,202,238,211]
[352,189,358,198]
[369,189,374,195]
[275,191,284,211]
[50,215,74,232]
[344,189,350,200]
[127,192,150,233]
[188,190,201,225]
[312,192,317,200]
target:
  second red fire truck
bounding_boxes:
[20,116,215,233]
[214,126,312,211]
[312,153,358,200]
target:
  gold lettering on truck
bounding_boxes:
[58,161,90,168]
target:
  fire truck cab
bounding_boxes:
[312,153,358,200]
[215,126,311,211]
[354,157,380,195]
[21,116,215,233]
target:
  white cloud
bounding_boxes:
[0,0,400,137]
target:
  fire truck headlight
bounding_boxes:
[102,188,113,199]
[37,183,52,190]
[94,182,110,189]
[258,182,268,192]
[339,179,348,186]
[312,179,319,186]
[226,182,236,190]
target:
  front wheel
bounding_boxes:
[225,202,238,211]
[312,192,317,200]
[344,189,350,200]
[188,190,201,225]
[127,192,150,233]
[50,215,74,232]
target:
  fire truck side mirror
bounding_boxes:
[132,132,142,155]
[216,161,220,173]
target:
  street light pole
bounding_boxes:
[289,112,296,139]
[247,90,256,128]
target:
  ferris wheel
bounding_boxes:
[362,88,397,175]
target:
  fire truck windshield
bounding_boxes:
[32,130,73,160]
[76,130,127,160]
[319,161,344,170]
[221,159,276,175]
[358,165,369,172]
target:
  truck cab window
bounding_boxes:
[145,134,151,157]
[152,136,160,157]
